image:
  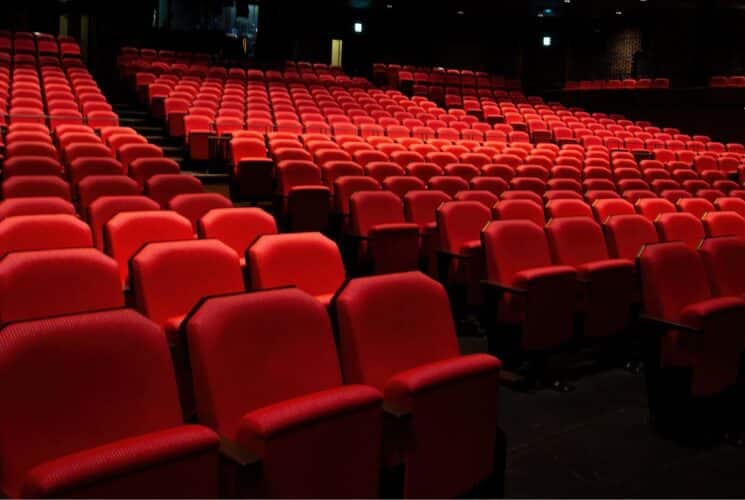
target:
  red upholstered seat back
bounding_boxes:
[482,220,554,284]
[604,215,659,260]
[197,208,277,259]
[335,271,459,390]
[0,309,182,496]
[438,201,491,253]
[131,240,244,329]
[0,214,92,256]
[0,248,123,324]
[546,217,610,266]
[186,289,343,438]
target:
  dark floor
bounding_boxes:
[499,368,745,498]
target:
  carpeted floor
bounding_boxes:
[499,369,745,498]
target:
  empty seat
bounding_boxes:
[145,174,205,208]
[702,211,745,241]
[592,199,636,223]
[546,199,592,219]
[428,176,469,198]
[0,248,123,324]
[699,236,745,300]
[455,190,499,208]
[636,198,677,222]
[1,176,71,200]
[604,214,659,260]
[638,242,745,426]
[334,272,503,498]
[0,214,92,256]
[677,198,714,219]
[131,239,244,341]
[69,157,126,185]
[349,191,420,274]
[3,156,64,177]
[714,197,745,219]
[0,309,219,499]
[104,211,195,287]
[382,176,427,199]
[129,157,180,188]
[197,208,278,267]
[168,193,233,232]
[118,143,163,170]
[546,217,635,337]
[77,175,141,209]
[493,199,546,227]
[247,233,345,306]
[0,197,76,220]
[88,195,161,250]
[482,220,577,352]
[185,288,383,498]
[654,212,706,249]
[438,201,492,305]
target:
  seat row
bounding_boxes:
[0,238,503,498]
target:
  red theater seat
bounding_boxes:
[702,211,745,242]
[1,176,71,200]
[168,193,233,232]
[104,211,195,287]
[197,208,278,266]
[334,272,503,498]
[0,197,76,220]
[482,220,576,352]
[603,214,659,260]
[0,214,92,256]
[654,212,705,249]
[129,157,181,188]
[77,175,141,210]
[349,191,420,273]
[0,248,123,324]
[247,232,345,306]
[638,242,745,420]
[185,288,382,498]
[145,174,205,208]
[87,196,161,250]
[546,217,635,338]
[0,309,219,499]
[131,239,244,341]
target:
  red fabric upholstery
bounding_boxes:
[0,197,76,220]
[186,289,382,498]
[334,176,381,216]
[546,217,635,337]
[131,239,244,339]
[87,196,160,251]
[493,199,545,227]
[248,233,345,306]
[482,220,577,350]
[77,175,140,209]
[145,174,205,208]
[168,193,233,231]
[197,208,277,265]
[677,198,714,219]
[604,214,659,260]
[0,214,92,256]
[654,212,705,249]
[592,199,635,223]
[0,248,123,324]
[335,272,501,497]
[639,242,745,396]
[0,309,218,498]
[119,143,164,170]
[1,176,71,200]
[129,157,181,188]
[104,210,194,286]
[69,157,126,185]
[546,199,592,219]
[3,156,64,177]
[703,211,745,242]
[636,198,677,222]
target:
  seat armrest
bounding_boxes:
[21,425,219,498]
[680,297,745,329]
[481,280,526,295]
[384,354,502,414]
[575,258,634,281]
[639,314,702,334]
[237,385,382,456]
[512,265,577,289]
